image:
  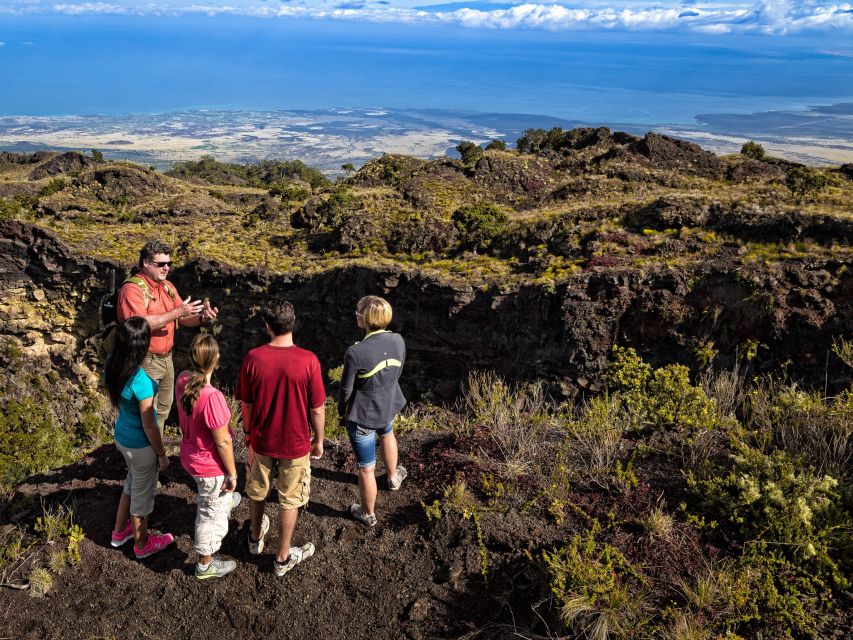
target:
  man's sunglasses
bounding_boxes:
[148,260,172,268]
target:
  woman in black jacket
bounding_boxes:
[338,295,407,527]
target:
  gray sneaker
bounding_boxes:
[389,465,408,491]
[350,503,377,527]
[273,542,315,577]
[248,513,270,555]
[195,557,237,580]
[228,491,242,514]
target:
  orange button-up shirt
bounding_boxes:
[116,274,182,355]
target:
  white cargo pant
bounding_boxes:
[193,475,233,556]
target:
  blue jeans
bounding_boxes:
[346,419,394,468]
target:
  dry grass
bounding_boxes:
[748,381,853,479]
[461,371,557,478]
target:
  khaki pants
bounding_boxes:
[142,353,174,435]
[116,442,158,517]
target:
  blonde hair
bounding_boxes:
[181,333,220,416]
[357,295,393,331]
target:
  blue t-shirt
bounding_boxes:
[114,368,158,449]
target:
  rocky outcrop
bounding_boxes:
[79,165,170,206]
[3,220,853,401]
[625,133,725,178]
[28,152,97,180]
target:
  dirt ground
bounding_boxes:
[0,430,536,640]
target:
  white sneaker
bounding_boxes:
[248,513,270,555]
[273,542,315,577]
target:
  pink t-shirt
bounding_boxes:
[175,371,233,478]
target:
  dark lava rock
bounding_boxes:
[0,151,53,166]
[628,132,725,178]
[387,214,458,254]
[472,151,553,200]
[291,196,325,229]
[839,163,853,180]
[727,158,785,182]
[708,202,802,241]
[137,193,235,219]
[81,165,169,206]
[29,152,97,180]
[624,196,711,230]
[350,154,428,189]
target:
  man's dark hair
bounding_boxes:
[262,299,296,336]
[137,240,172,270]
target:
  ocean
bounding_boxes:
[1,15,853,125]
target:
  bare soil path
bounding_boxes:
[1,432,503,640]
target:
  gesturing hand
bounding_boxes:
[179,295,204,319]
[201,298,220,324]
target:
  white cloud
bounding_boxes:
[0,1,849,33]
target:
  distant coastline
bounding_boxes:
[1,103,851,170]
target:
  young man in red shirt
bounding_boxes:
[117,240,217,435]
[236,299,325,576]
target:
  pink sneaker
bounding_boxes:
[134,533,174,559]
[111,521,134,548]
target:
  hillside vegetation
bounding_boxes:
[0,131,852,639]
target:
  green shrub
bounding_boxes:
[688,442,847,588]
[37,177,66,198]
[323,187,357,228]
[541,529,649,638]
[605,346,721,435]
[452,203,508,252]
[455,141,483,166]
[485,139,507,151]
[740,141,766,160]
[785,166,829,202]
[269,180,311,202]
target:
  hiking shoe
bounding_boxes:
[389,465,408,491]
[273,542,315,577]
[248,513,270,555]
[350,503,377,527]
[195,557,237,580]
[228,491,242,514]
[111,520,134,548]
[134,533,174,559]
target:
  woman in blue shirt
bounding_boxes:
[106,316,174,559]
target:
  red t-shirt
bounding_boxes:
[175,371,233,477]
[235,344,326,459]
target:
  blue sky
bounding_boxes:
[0,1,851,34]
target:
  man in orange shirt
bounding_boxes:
[117,240,218,434]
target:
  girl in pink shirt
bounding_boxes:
[176,334,240,580]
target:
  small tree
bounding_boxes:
[740,141,765,160]
[451,202,508,253]
[485,139,506,151]
[341,163,355,174]
[785,166,829,203]
[456,141,483,167]
[91,149,104,163]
